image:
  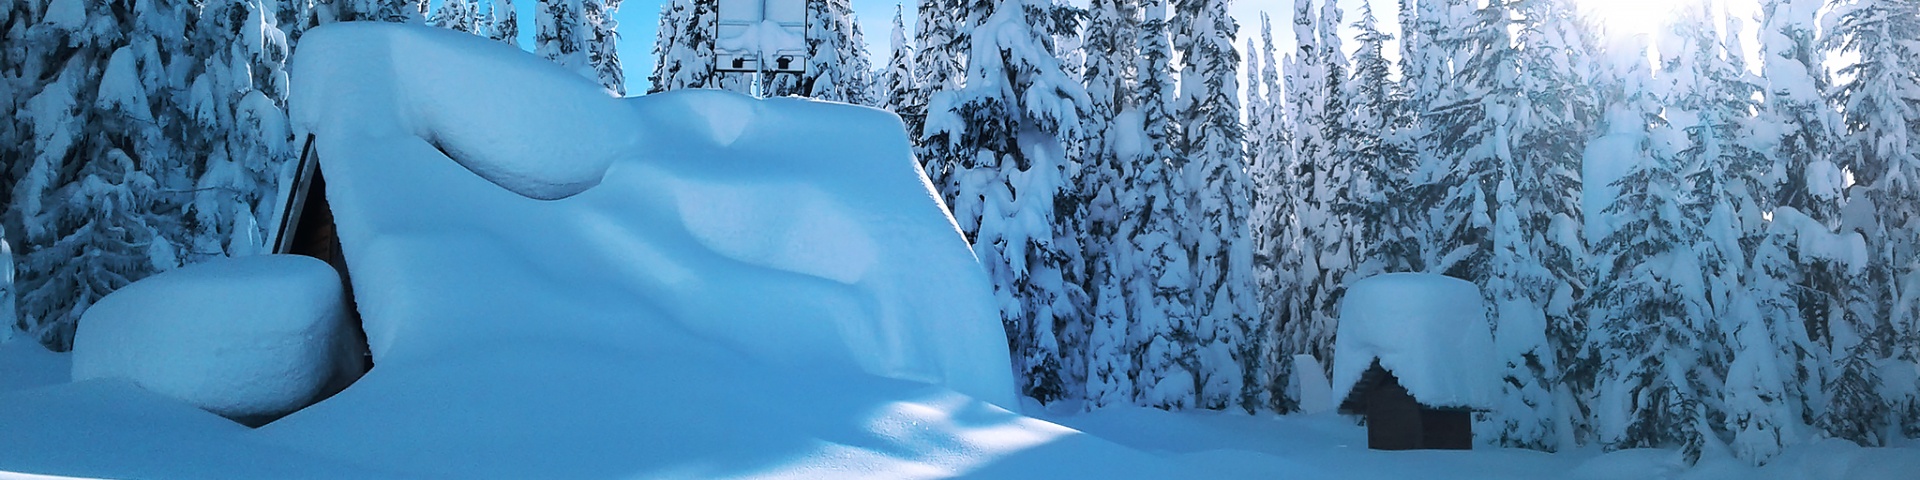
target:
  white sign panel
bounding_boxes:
[715,0,808,74]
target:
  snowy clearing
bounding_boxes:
[5,19,1919,480]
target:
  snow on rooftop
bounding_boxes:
[1330,273,1497,411]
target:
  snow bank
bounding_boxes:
[68,255,361,424]
[289,24,1013,407]
[1331,273,1497,410]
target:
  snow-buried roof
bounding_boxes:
[1330,273,1496,411]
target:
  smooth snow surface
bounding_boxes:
[0,340,68,394]
[1331,273,1497,410]
[68,255,359,423]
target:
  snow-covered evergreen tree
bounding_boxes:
[430,0,484,34]
[537,0,592,79]
[1121,0,1199,410]
[647,0,716,93]
[912,0,965,192]
[583,0,624,95]
[185,0,297,261]
[1170,0,1250,411]
[1581,21,1722,460]
[800,0,870,104]
[881,6,916,116]
[1758,0,1843,368]
[11,0,195,350]
[1822,0,1920,441]
[923,0,1090,405]
[1246,12,1297,412]
[1482,0,1599,451]
[1583,105,1719,462]
[490,0,521,45]
[1081,0,1141,410]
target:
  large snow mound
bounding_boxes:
[289,24,1014,406]
[1331,273,1497,410]
[68,255,361,423]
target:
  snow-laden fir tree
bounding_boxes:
[1121,0,1200,410]
[1481,0,1600,451]
[430,0,484,34]
[537,0,592,79]
[583,0,624,95]
[1170,0,1251,411]
[1340,1,1416,282]
[185,0,297,261]
[1581,29,1719,461]
[491,0,521,45]
[1246,12,1297,412]
[1081,0,1142,409]
[1270,0,1324,407]
[1734,206,1832,464]
[305,0,426,25]
[800,0,869,103]
[923,0,1090,405]
[881,6,916,117]
[1758,0,1845,353]
[1300,0,1351,383]
[1345,2,1424,281]
[1420,0,1515,286]
[1666,7,1781,460]
[647,0,716,93]
[11,0,195,350]
[912,0,965,192]
[1239,32,1275,412]
[1823,0,1920,441]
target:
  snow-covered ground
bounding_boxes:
[4,338,1915,479]
[2,24,1916,479]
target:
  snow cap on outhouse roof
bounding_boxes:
[1331,273,1497,411]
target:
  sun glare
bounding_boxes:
[1577,0,1685,39]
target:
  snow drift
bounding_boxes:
[69,255,362,424]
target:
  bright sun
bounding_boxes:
[1577,0,1686,39]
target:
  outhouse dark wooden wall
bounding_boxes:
[275,135,369,374]
[1339,362,1473,451]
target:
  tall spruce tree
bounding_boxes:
[537,0,592,79]
[924,0,1090,405]
[1583,89,1718,464]
[1171,0,1250,411]
[11,0,197,350]
[1822,0,1920,441]
[583,0,624,95]
[1082,0,1142,409]
[881,6,916,116]
[1247,12,1296,412]
[647,0,716,93]
[186,0,297,262]
[912,0,964,184]
[491,0,521,45]
[1126,0,1199,409]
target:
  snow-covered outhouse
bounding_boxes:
[1331,273,1497,450]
